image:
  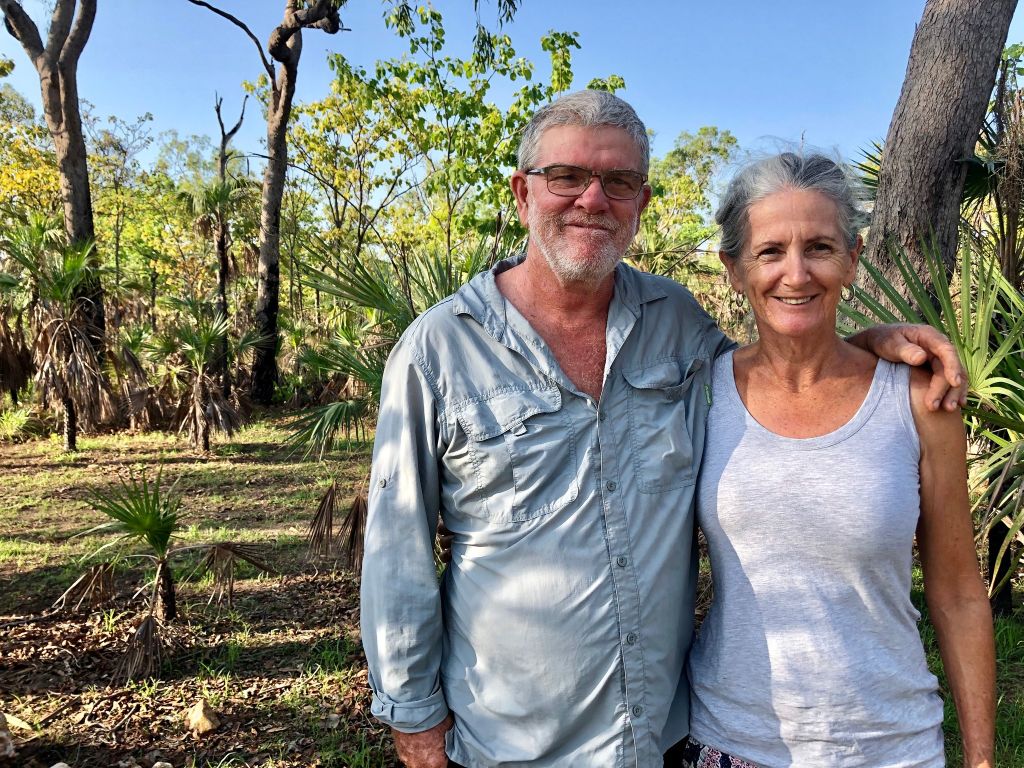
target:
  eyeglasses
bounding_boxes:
[525,164,647,200]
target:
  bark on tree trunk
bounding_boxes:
[214,96,245,400]
[865,0,1017,302]
[215,220,232,399]
[62,395,77,452]
[250,75,292,404]
[154,560,177,623]
[1,0,105,359]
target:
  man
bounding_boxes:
[360,90,965,768]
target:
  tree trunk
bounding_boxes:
[154,560,177,623]
[62,395,77,452]
[187,0,340,405]
[214,96,245,399]
[249,27,301,405]
[1,0,105,359]
[865,0,1017,302]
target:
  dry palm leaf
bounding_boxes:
[199,542,275,608]
[115,613,162,683]
[52,562,115,612]
[339,487,367,573]
[307,479,337,560]
[0,314,32,399]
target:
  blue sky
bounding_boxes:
[3,0,1024,166]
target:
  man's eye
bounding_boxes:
[604,175,634,194]
[550,169,584,184]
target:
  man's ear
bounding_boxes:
[510,171,530,226]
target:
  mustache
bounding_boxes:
[558,213,621,232]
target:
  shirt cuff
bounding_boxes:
[371,688,449,733]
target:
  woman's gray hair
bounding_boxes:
[715,152,868,259]
[517,90,650,174]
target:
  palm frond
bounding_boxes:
[306,479,337,559]
[115,613,162,683]
[52,561,115,612]
[286,399,370,459]
[196,542,275,608]
[81,470,179,560]
[339,487,367,573]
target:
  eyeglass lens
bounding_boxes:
[543,165,644,200]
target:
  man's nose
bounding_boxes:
[573,176,611,212]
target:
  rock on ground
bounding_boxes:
[185,699,221,735]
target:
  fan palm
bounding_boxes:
[840,237,1024,604]
[76,469,274,679]
[173,314,243,452]
[290,235,508,457]
[178,178,255,396]
[82,470,180,622]
[3,219,108,451]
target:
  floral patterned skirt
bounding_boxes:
[678,736,760,768]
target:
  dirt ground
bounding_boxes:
[0,421,395,768]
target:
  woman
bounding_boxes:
[682,153,995,767]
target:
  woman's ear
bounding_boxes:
[719,250,744,294]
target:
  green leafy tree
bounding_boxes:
[633,126,737,274]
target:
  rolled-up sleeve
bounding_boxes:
[360,336,449,733]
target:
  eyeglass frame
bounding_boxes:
[524,164,649,201]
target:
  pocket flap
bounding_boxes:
[622,357,703,390]
[455,386,562,441]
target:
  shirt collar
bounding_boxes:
[450,253,668,334]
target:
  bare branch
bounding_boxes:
[44,0,74,63]
[215,93,248,144]
[0,0,45,64]
[292,0,341,32]
[60,0,96,72]
[185,0,275,80]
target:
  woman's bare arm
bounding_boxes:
[910,366,996,768]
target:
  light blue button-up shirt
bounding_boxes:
[360,256,732,767]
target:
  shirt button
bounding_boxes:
[631,704,644,717]
[598,411,607,421]
[606,481,617,492]
[615,555,628,568]
[625,632,638,645]
[378,478,387,488]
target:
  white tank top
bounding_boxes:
[687,351,944,767]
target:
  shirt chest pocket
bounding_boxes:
[452,386,579,523]
[622,357,704,493]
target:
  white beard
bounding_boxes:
[527,204,637,286]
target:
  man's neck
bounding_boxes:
[497,249,616,325]
[494,249,614,400]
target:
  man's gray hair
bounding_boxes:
[517,90,650,174]
[716,152,868,259]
